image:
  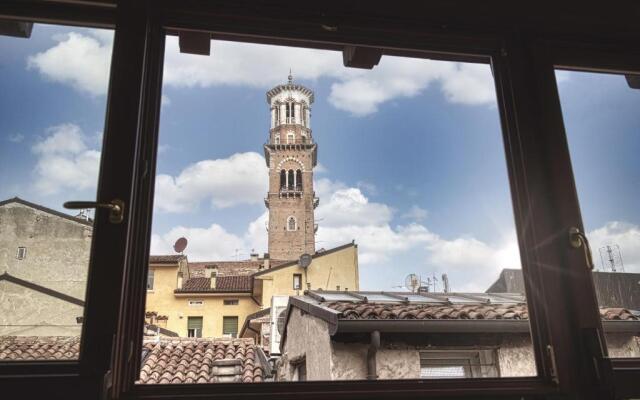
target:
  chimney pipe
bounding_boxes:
[177,272,183,289]
[263,253,270,269]
[250,252,259,261]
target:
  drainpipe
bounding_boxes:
[366,330,380,380]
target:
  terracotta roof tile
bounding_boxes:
[188,259,290,278]
[137,338,264,384]
[176,275,253,293]
[323,302,640,321]
[149,255,186,264]
[0,336,80,360]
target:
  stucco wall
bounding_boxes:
[605,333,640,358]
[145,265,259,337]
[257,244,359,305]
[278,307,332,381]
[0,202,91,298]
[0,202,90,336]
[497,334,536,377]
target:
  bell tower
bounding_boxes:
[264,74,318,260]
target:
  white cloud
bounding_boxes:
[8,133,25,143]
[402,205,428,221]
[31,124,101,195]
[29,32,496,115]
[27,31,112,96]
[154,152,268,212]
[589,221,640,272]
[151,224,246,261]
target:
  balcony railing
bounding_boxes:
[281,185,303,192]
[269,139,313,145]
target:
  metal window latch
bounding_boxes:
[64,199,125,224]
[569,227,594,270]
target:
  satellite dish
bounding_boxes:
[276,308,288,335]
[299,253,312,268]
[174,237,188,254]
[404,274,421,293]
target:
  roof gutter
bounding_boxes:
[335,320,640,335]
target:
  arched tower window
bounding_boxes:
[301,133,307,143]
[287,132,294,144]
[296,169,302,191]
[287,216,297,231]
[280,170,286,190]
[274,134,280,144]
[287,170,294,190]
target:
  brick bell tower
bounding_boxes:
[264,73,319,260]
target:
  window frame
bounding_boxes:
[293,273,302,290]
[146,268,155,291]
[1,1,638,400]
[16,246,27,260]
[222,316,239,338]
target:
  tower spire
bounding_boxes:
[288,69,293,84]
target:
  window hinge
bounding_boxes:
[546,344,559,385]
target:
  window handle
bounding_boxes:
[569,227,594,270]
[64,199,125,224]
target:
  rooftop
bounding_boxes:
[176,276,253,293]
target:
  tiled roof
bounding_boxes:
[325,302,529,320]
[600,307,639,320]
[0,336,266,384]
[149,255,186,264]
[138,338,264,384]
[0,336,80,361]
[323,301,639,321]
[176,276,253,293]
[188,259,290,278]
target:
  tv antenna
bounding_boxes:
[598,244,624,272]
[404,274,421,293]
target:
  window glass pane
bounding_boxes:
[556,69,640,358]
[0,23,113,361]
[139,35,535,384]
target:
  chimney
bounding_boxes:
[207,266,218,289]
[177,272,183,289]
[263,253,270,269]
[250,252,259,262]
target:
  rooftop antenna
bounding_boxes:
[404,274,421,293]
[442,273,450,293]
[598,244,624,272]
[288,69,293,83]
[173,237,188,255]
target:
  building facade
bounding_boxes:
[277,291,640,381]
[0,198,91,336]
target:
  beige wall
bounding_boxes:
[0,202,90,336]
[278,307,332,381]
[256,244,359,305]
[145,264,260,337]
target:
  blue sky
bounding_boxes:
[1,24,639,292]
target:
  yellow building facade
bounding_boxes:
[145,243,359,339]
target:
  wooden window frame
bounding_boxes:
[293,273,302,290]
[0,1,638,400]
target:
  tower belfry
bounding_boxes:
[264,75,318,260]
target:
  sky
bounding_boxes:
[1,24,639,293]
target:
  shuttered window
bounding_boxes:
[187,316,203,338]
[222,316,238,338]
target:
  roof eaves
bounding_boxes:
[253,242,356,277]
[0,197,93,227]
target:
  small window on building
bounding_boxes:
[147,268,155,290]
[293,274,302,290]
[16,247,27,260]
[287,216,297,231]
[223,316,239,338]
[275,134,280,144]
[419,350,499,379]
[224,299,239,306]
[287,133,294,144]
[188,300,204,307]
[187,316,203,338]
